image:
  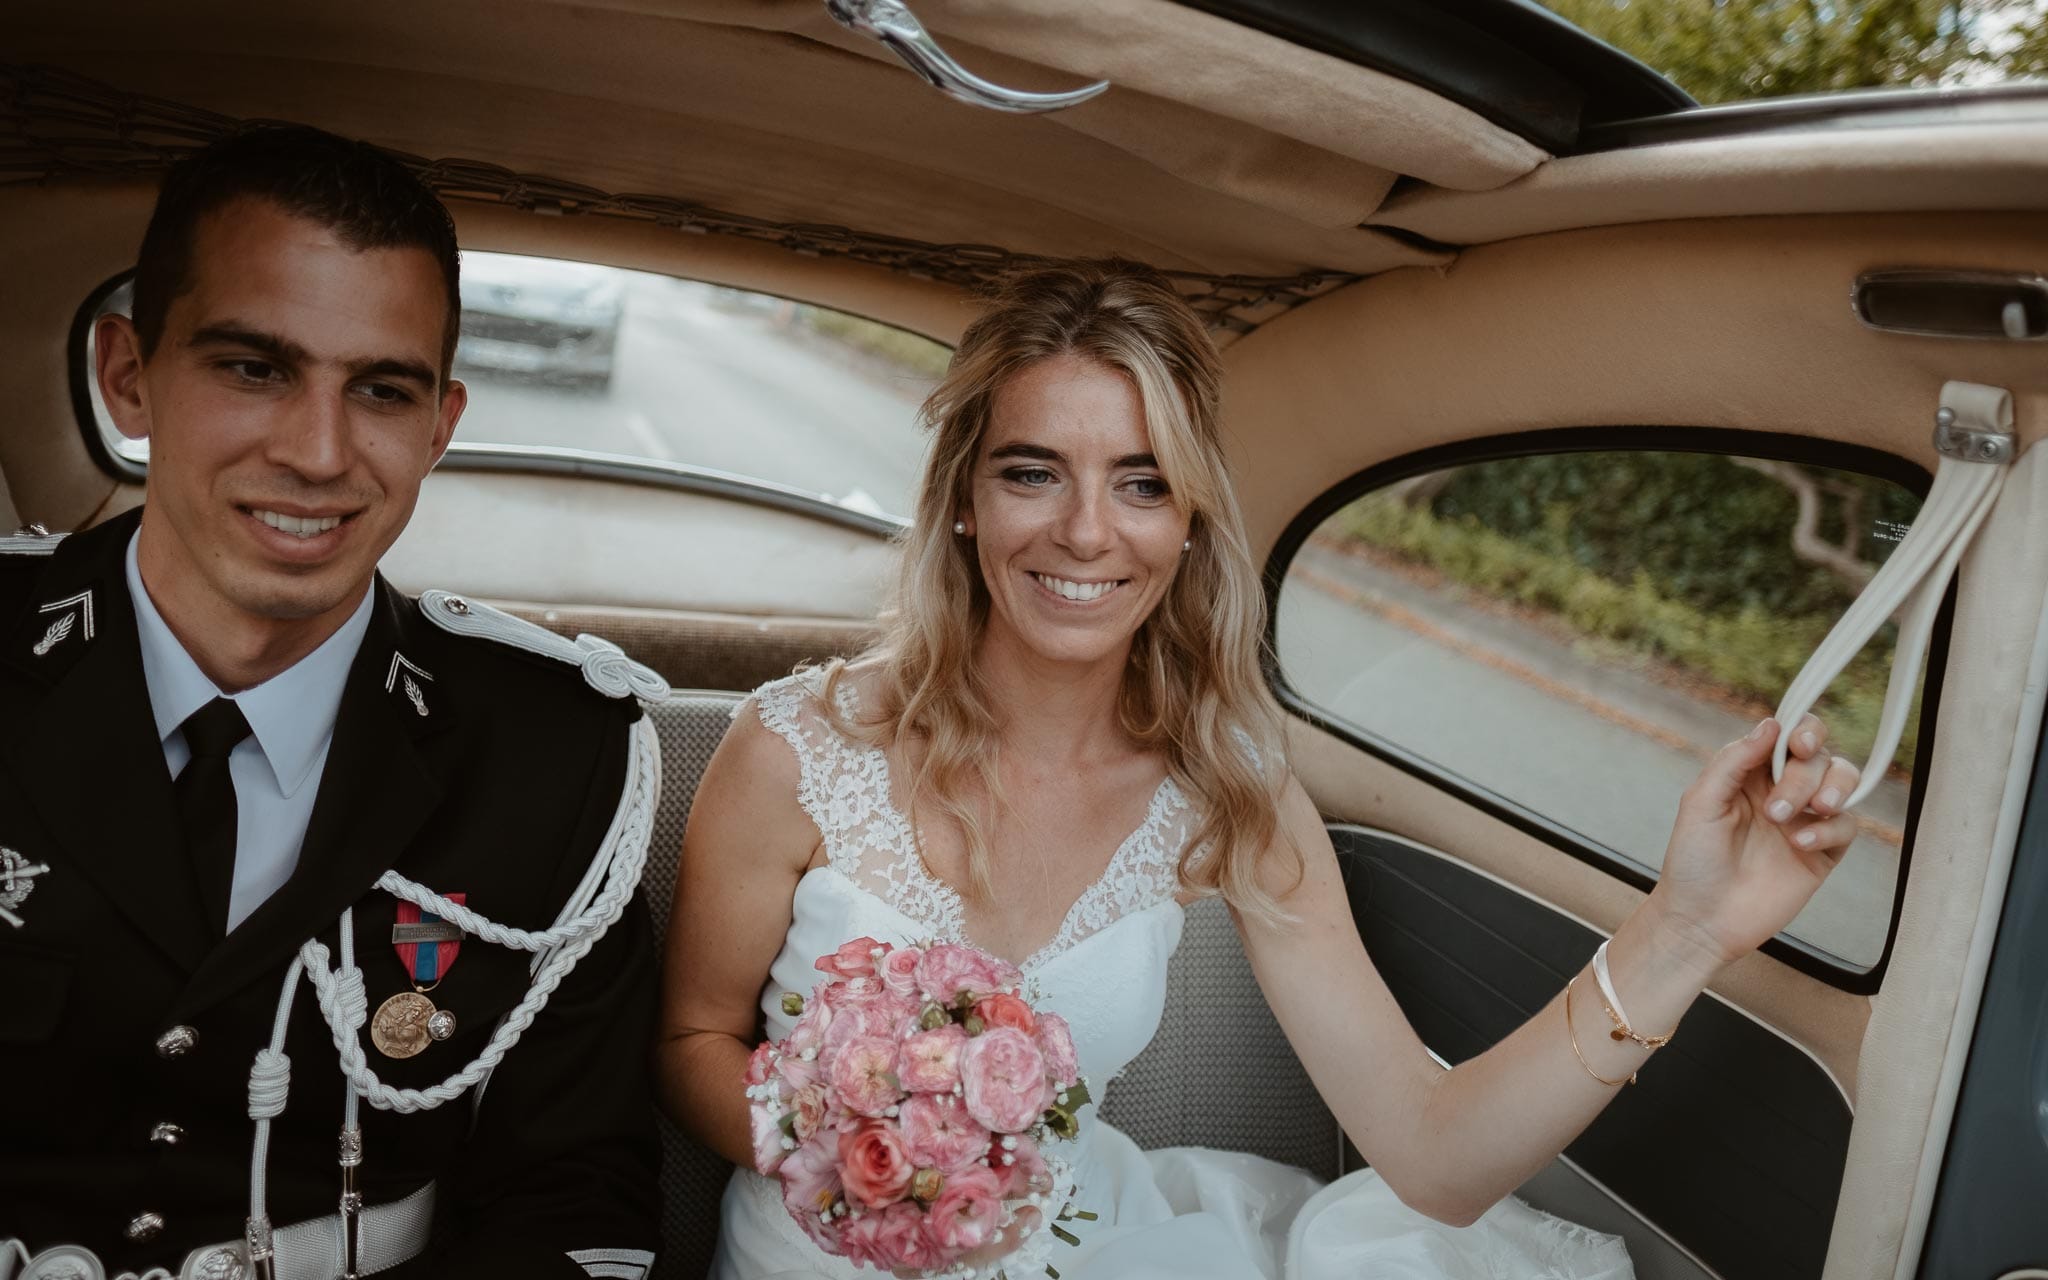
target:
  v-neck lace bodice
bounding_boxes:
[746,669,1195,972]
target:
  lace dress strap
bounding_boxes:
[742,672,964,939]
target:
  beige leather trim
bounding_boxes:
[1222,212,2048,560]
[384,471,898,617]
[1284,718,1871,1100]
[1373,119,2048,244]
[1823,441,2048,1280]
[500,601,874,693]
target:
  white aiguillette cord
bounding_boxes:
[234,712,663,1280]
[1772,381,2018,807]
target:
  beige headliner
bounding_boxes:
[1224,211,2048,561]
[17,0,2047,292]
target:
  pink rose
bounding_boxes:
[840,1200,935,1271]
[900,1091,992,1174]
[916,943,1020,1007]
[828,1036,903,1118]
[973,992,1036,1035]
[880,945,924,998]
[960,1026,1053,1133]
[996,1132,1054,1199]
[1035,1012,1080,1085]
[822,974,887,1009]
[837,1119,916,1209]
[817,936,888,980]
[788,1082,832,1143]
[924,1163,1004,1255]
[777,1051,821,1095]
[784,987,835,1058]
[779,1133,842,1234]
[744,1041,775,1088]
[897,1024,967,1093]
[824,993,919,1056]
[750,1101,788,1176]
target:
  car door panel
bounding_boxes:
[1338,826,1852,1280]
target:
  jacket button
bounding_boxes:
[155,1025,199,1058]
[125,1211,166,1242]
[150,1121,186,1147]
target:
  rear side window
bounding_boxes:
[1274,444,1927,974]
[78,252,948,521]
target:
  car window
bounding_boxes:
[1275,445,1927,972]
[79,252,949,521]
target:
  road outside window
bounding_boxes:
[82,253,948,521]
[1277,450,1924,969]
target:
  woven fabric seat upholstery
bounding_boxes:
[644,691,748,1280]
[638,691,1342,1276]
[1098,896,1344,1181]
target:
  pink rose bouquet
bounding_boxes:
[746,937,1094,1276]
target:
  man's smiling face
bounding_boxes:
[101,196,464,638]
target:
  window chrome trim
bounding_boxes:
[434,443,909,539]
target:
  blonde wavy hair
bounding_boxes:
[819,260,1299,920]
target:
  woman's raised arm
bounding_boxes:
[1237,713,1859,1226]
[656,705,823,1167]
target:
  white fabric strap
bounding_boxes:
[1772,381,2017,807]
[1590,940,1631,1033]
[416,590,671,706]
[178,1183,435,1279]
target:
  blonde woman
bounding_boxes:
[659,262,1860,1279]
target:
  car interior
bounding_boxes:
[5,2,2047,1277]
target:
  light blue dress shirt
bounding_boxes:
[125,533,375,932]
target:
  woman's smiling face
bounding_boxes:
[963,351,1192,669]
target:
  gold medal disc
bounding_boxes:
[370,990,438,1059]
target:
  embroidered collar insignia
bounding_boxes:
[32,589,95,657]
[384,652,434,718]
[0,846,49,929]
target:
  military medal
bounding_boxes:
[371,894,465,1059]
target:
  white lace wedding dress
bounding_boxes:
[711,673,1635,1280]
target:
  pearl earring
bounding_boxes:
[1182,540,1192,552]
[954,521,968,535]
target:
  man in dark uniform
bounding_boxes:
[0,127,662,1279]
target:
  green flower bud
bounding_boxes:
[780,992,805,1018]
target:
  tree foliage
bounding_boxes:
[1539,0,2047,104]
[1427,452,1918,617]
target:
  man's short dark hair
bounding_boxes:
[131,124,462,380]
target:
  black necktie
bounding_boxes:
[176,698,252,938]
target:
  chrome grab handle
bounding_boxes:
[825,0,1110,114]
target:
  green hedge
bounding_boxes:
[1329,494,1918,775]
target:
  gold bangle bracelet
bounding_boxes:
[1565,975,1636,1087]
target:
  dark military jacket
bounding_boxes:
[0,510,659,1278]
